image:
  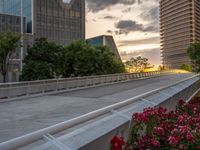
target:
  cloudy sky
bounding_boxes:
[86,0,160,65]
[64,0,161,65]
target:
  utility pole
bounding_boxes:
[20,0,24,72]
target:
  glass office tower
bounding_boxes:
[0,0,32,33]
[0,0,85,44]
[33,0,85,44]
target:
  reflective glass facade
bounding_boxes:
[87,36,104,46]
[0,0,32,33]
[34,0,85,45]
[87,35,121,60]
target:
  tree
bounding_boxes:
[187,42,200,72]
[125,56,150,72]
[158,65,165,71]
[62,40,125,77]
[21,38,64,81]
[22,39,125,81]
[0,30,20,82]
[180,64,191,72]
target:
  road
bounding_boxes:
[0,73,194,142]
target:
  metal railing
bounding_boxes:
[0,71,161,101]
[0,74,199,150]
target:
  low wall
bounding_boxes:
[0,71,161,102]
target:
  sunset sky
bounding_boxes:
[65,0,161,65]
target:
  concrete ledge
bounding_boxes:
[29,76,200,150]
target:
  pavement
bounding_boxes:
[0,73,194,142]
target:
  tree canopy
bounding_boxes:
[22,38,64,81]
[187,42,200,72]
[180,64,191,72]
[0,30,20,82]
[22,39,125,81]
[125,56,150,72]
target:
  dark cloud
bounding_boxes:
[115,20,158,34]
[116,20,143,32]
[140,6,159,24]
[104,16,117,20]
[87,0,142,12]
[118,37,160,47]
[122,7,132,13]
[107,30,113,34]
[92,19,97,22]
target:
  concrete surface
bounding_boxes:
[0,73,194,142]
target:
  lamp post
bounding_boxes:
[20,0,24,72]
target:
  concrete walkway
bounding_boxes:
[0,73,194,142]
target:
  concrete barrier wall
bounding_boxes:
[0,71,161,101]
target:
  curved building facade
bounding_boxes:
[160,0,200,68]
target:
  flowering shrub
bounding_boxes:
[111,136,126,150]
[111,98,200,150]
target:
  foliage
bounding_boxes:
[125,56,150,72]
[180,64,192,72]
[0,30,20,82]
[59,40,125,77]
[158,65,165,71]
[112,99,200,150]
[22,39,125,81]
[187,42,200,72]
[21,38,64,81]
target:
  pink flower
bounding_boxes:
[179,126,190,135]
[178,99,185,106]
[168,136,179,147]
[178,116,184,124]
[186,132,194,143]
[154,127,165,136]
[151,139,160,147]
[179,144,185,150]
[171,128,179,136]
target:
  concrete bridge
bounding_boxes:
[0,71,199,150]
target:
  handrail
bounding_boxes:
[0,71,162,101]
[0,72,160,86]
[0,74,199,150]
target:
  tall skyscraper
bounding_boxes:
[160,0,200,68]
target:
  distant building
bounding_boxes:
[160,0,200,68]
[87,35,121,60]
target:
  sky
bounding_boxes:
[65,0,161,65]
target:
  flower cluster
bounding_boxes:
[111,98,200,150]
[128,99,200,150]
[111,136,125,150]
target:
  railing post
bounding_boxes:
[27,82,30,96]
[42,81,45,93]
